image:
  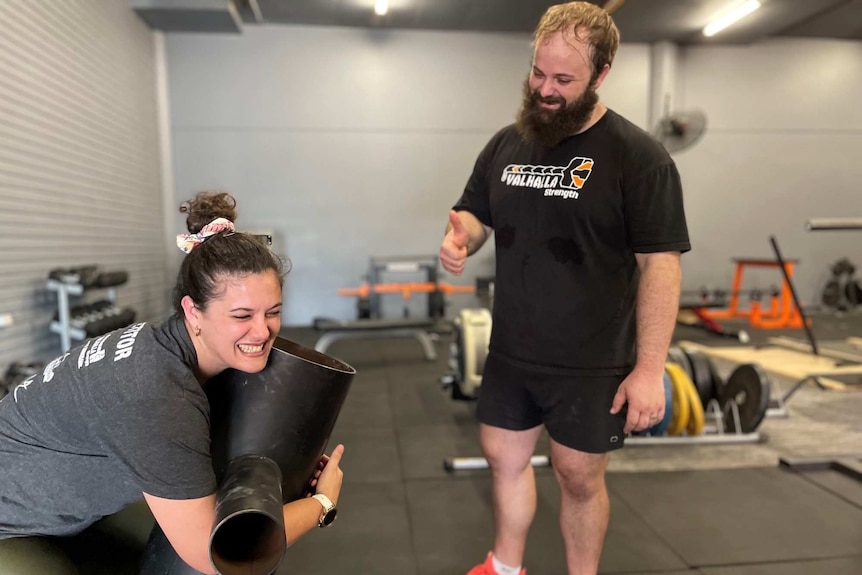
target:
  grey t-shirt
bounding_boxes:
[0,316,216,538]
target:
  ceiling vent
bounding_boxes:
[131,0,243,33]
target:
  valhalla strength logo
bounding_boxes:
[500,157,594,199]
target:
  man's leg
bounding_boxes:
[480,422,544,568]
[548,439,611,575]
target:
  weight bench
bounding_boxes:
[312,317,438,360]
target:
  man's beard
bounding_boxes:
[515,78,599,148]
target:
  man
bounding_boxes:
[439,3,690,575]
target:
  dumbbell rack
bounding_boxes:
[47,279,121,353]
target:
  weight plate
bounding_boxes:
[822,279,841,307]
[845,280,862,307]
[683,368,705,435]
[681,348,717,408]
[720,363,771,433]
[667,345,694,382]
[710,362,726,404]
[665,362,691,436]
[646,371,674,436]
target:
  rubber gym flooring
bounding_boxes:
[275,317,862,575]
[43,314,862,574]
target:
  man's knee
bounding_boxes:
[480,425,542,475]
[556,467,607,501]
[550,448,609,501]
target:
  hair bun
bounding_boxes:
[179,191,238,233]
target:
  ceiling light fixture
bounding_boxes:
[374,0,388,17]
[703,0,761,37]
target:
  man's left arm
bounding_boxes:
[610,251,681,433]
[634,251,681,379]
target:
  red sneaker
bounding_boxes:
[466,552,526,575]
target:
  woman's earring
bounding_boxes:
[194,326,201,337]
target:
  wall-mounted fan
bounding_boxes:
[653,110,707,154]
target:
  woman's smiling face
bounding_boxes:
[183,269,283,380]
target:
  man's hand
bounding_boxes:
[610,371,666,433]
[440,210,470,275]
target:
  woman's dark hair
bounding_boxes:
[173,191,288,317]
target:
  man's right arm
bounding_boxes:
[447,210,492,255]
[439,210,492,275]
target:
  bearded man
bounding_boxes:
[438,3,691,574]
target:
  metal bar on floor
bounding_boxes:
[444,455,550,472]
[625,432,763,446]
[444,429,765,471]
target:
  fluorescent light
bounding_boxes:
[703,0,761,37]
[374,0,388,16]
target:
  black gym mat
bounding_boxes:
[608,467,862,567]
[329,366,394,429]
[311,336,388,367]
[390,379,475,427]
[405,473,689,575]
[607,572,696,575]
[275,327,862,575]
[699,555,862,575]
[327,423,403,484]
[798,468,862,509]
[321,332,440,366]
[405,476,498,575]
[597,475,690,574]
[388,366,461,425]
[277,480,418,575]
[398,422,483,480]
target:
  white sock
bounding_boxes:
[491,553,522,575]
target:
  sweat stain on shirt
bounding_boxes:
[547,237,584,265]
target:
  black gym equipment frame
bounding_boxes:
[312,255,454,361]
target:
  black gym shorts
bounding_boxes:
[476,351,629,454]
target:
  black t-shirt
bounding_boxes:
[454,109,691,374]
[0,316,216,539]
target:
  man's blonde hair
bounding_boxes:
[533,2,620,79]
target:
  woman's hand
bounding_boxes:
[305,444,344,504]
[305,453,328,496]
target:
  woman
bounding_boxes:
[0,191,344,574]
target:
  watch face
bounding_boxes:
[322,507,338,526]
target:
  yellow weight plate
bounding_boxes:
[683,367,705,435]
[665,362,690,436]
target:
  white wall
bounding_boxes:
[167,25,861,325]
[675,39,862,301]
[167,25,650,325]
